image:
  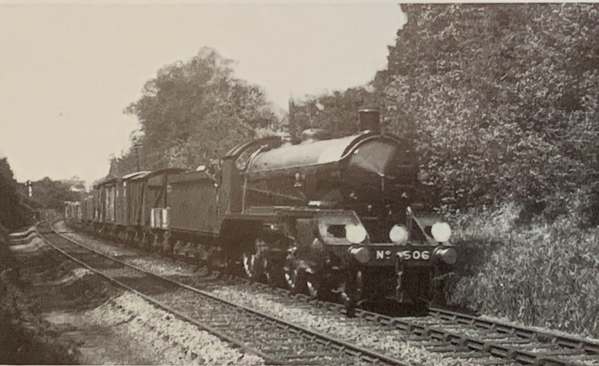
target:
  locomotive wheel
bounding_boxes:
[284,254,323,296]
[242,238,267,281]
[305,272,323,299]
[338,269,364,317]
[284,263,305,293]
[283,250,308,293]
[263,257,285,287]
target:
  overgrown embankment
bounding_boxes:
[0,224,78,364]
[448,203,599,337]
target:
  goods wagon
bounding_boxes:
[63,201,80,222]
[130,168,186,245]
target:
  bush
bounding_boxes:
[448,203,599,337]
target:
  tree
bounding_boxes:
[374,4,599,221]
[121,47,279,173]
[0,158,31,230]
[288,86,377,139]
[25,177,82,212]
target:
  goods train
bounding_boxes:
[64,109,457,314]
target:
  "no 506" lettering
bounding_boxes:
[375,250,431,260]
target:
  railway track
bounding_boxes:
[355,306,598,365]
[55,224,599,366]
[38,223,409,366]
[425,307,599,364]
[245,277,599,365]
[256,282,599,366]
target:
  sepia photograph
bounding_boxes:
[1,1,598,365]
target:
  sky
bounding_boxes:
[0,1,406,186]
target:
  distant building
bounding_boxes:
[61,176,86,193]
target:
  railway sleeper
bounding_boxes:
[559,354,599,362]
[441,351,491,359]
[205,322,233,328]
[259,345,329,354]
[495,339,537,346]
[535,348,588,357]
[409,318,457,326]
[428,345,471,353]
[476,358,514,365]
[275,352,332,359]
[272,361,321,366]
[476,334,521,341]
[406,335,436,342]
[417,340,448,347]
[241,333,294,342]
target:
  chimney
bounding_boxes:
[358,108,380,133]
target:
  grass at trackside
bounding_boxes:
[448,203,599,338]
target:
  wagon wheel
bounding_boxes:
[206,248,226,276]
[242,238,267,281]
[140,231,151,250]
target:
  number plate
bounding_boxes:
[375,249,431,261]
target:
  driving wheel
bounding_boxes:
[242,238,267,281]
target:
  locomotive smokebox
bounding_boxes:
[358,108,380,133]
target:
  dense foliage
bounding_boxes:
[25,177,83,212]
[112,47,279,176]
[449,203,599,336]
[0,158,31,230]
[376,4,599,223]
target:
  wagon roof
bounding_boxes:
[93,175,120,188]
[130,167,187,181]
[121,170,151,181]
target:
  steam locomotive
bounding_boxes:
[65,109,457,314]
